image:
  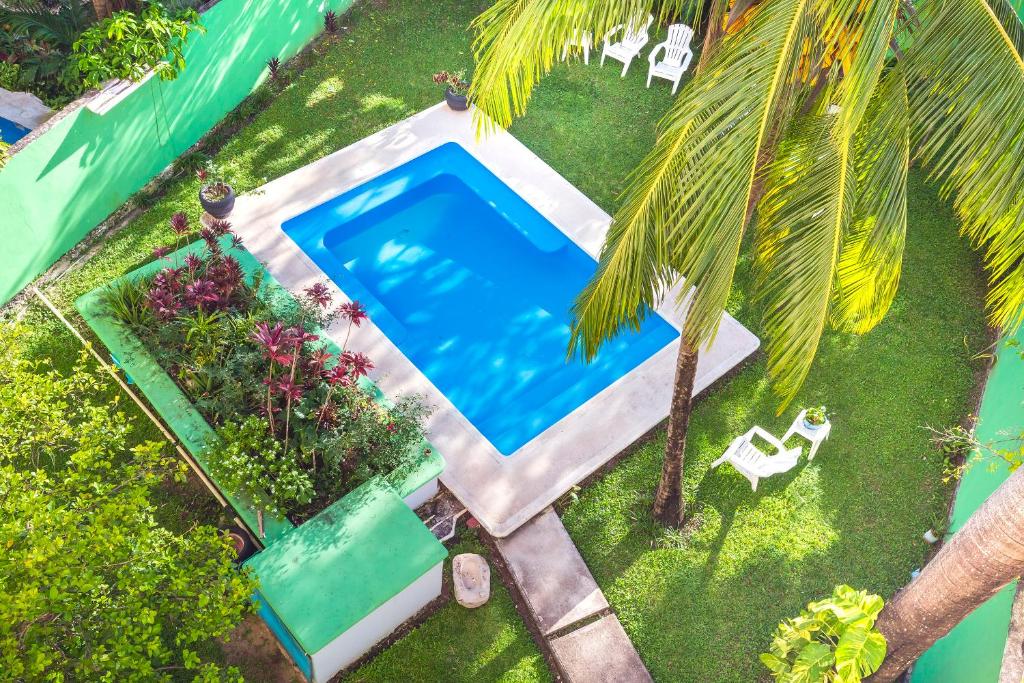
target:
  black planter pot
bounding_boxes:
[445,87,469,111]
[199,184,235,218]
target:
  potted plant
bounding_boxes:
[197,163,235,218]
[433,70,470,111]
[803,405,829,431]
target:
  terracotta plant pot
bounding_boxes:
[445,87,469,111]
[199,184,235,218]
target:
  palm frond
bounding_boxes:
[568,104,692,360]
[817,0,901,133]
[831,64,910,334]
[907,0,1024,331]
[660,0,812,347]
[470,0,650,132]
[0,0,95,50]
[470,0,705,132]
[570,0,814,359]
[754,112,854,409]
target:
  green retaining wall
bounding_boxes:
[0,0,353,305]
[910,322,1024,683]
[75,237,445,546]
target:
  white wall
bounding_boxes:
[403,476,439,510]
[310,561,443,682]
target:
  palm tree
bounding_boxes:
[469,0,1024,529]
[870,463,1024,681]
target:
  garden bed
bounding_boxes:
[75,230,444,544]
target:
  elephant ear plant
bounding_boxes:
[761,585,887,683]
[101,214,431,527]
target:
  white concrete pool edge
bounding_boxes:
[230,103,760,538]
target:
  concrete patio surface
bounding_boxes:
[231,103,760,538]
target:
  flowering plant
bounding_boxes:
[103,216,430,523]
[433,70,469,96]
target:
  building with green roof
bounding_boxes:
[246,481,448,682]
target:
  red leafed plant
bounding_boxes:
[432,70,469,96]
[100,215,430,523]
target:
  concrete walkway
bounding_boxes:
[494,508,652,682]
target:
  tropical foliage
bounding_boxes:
[0,0,205,105]
[760,585,887,682]
[0,324,255,680]
[469,0,1024,526]
[101,217,430,522]
[74,2,204,88]
[475,0,1023,404]
[0,0,97,105]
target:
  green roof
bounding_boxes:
[244,481,447,654]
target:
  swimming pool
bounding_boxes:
[284,142,679,455]
[0,116,30,144]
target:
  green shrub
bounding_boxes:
[73,3,205,89]
[0,62,20,90]
[760,585,887,683]
[0,324,256,680]
[207,416,315,518]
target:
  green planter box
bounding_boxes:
[75,237,446,546]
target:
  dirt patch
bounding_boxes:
[222,614,305,683]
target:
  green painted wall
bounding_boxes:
[0,0,349,304]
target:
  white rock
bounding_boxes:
[453,553,490,608]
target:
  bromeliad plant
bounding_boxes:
[760,585,887,683]
[102,216,430,522]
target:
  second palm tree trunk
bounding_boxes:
[870,465,1024,680]
[652,336,699,528]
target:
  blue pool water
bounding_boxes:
[283,142,678,455]
[0,116,30,144]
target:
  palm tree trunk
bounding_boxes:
[870,465,1024,681]
[91,0,113,19]
[652,336,699,528]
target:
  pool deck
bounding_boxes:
[230,103,760,538]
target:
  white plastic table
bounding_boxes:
[782,409,831,460]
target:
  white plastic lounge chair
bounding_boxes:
[646,23,694,94]
[782,409,832,461]
[710,426,802,491]
[601,14,655,77]
[562,29,593,65]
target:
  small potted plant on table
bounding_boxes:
[197,162,235,219]
[433,70,470,111]
[803,406,829,431]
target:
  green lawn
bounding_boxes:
[15,0,991,680]
[350,533,550,683]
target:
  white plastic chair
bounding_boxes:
[710,426,802,491]
[601,14,655,77]
[562,29,593,65]
[782,409,832,460]
[646,23,694,94]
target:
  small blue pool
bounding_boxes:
[0,116,30,144]
[283,142,678,455]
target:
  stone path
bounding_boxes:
[494,507,652,682]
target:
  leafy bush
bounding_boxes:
[760,585,886,683]
[0,324,256,680]
[0,61,20,90]
[107,217,431,521]
[207,416,314,517]
[0,0,91,106]
[73,3,205,89]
